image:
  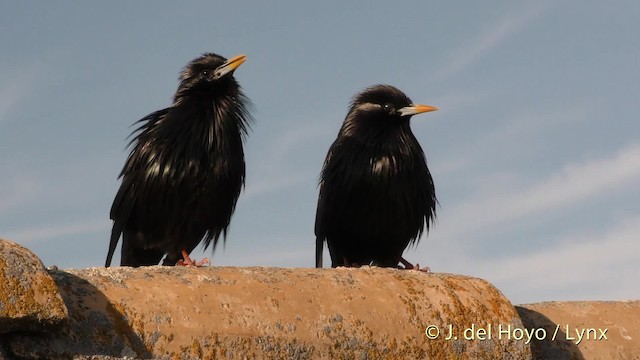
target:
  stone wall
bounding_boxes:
[0,238,637,359]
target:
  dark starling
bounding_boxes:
[105,53,252,267]
[315,84,438,269]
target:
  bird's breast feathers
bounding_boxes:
[369,155,399,176]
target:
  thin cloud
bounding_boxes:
[436,2,550,80]
[423,94,595,181]
[3,218,110,245]
[0,174,44,215]
[436,142,640,240]
[478,105,592,152]
[243,122,332,200]
[430,90,497,114]
[269,123,333,162]
[476,215,640,303]
[438,103,595,176]
[242,171,312,201]
[0,68,38,126]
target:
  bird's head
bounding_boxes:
[174,53,247,101]
[342,84,438,138]
[351,84,438,119]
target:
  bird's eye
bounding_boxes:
[202,70,210,77]
[382,103,393,111]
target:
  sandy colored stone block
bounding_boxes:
[518,301,640,360]
[8,266,529,359]
[0,238,68,334]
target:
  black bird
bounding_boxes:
[105,53,252,267]
[315,84,438,269]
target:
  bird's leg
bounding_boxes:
[339,257,361,268]
[343,256,352,267]
[399,257,430,272]
[176,249,210,267]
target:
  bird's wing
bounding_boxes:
[315,235,324,268]
[105,175,136,267]
[314,140,342,268]
[314,183,327,268]
[105,108,170,267]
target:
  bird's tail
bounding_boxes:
[315,236,323,268]
[105,221,122,267]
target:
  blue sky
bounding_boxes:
[1,1,638,304]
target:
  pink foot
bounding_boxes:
[399,257,430,273]
[176,250,210,267]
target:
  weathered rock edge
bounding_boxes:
[4,265,529,360]
[0,239,67,334]
[518,300,640,360]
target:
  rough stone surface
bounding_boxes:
[7,266,529,359]
[518,301,640,360]
[0,238,68,334]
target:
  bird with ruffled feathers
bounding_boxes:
[315,84,438,270]
[106,53,252,267]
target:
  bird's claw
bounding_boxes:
[176,250,210,267]
[408,263,431,273]
[177,258,210,267]
[399,257,430,272]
